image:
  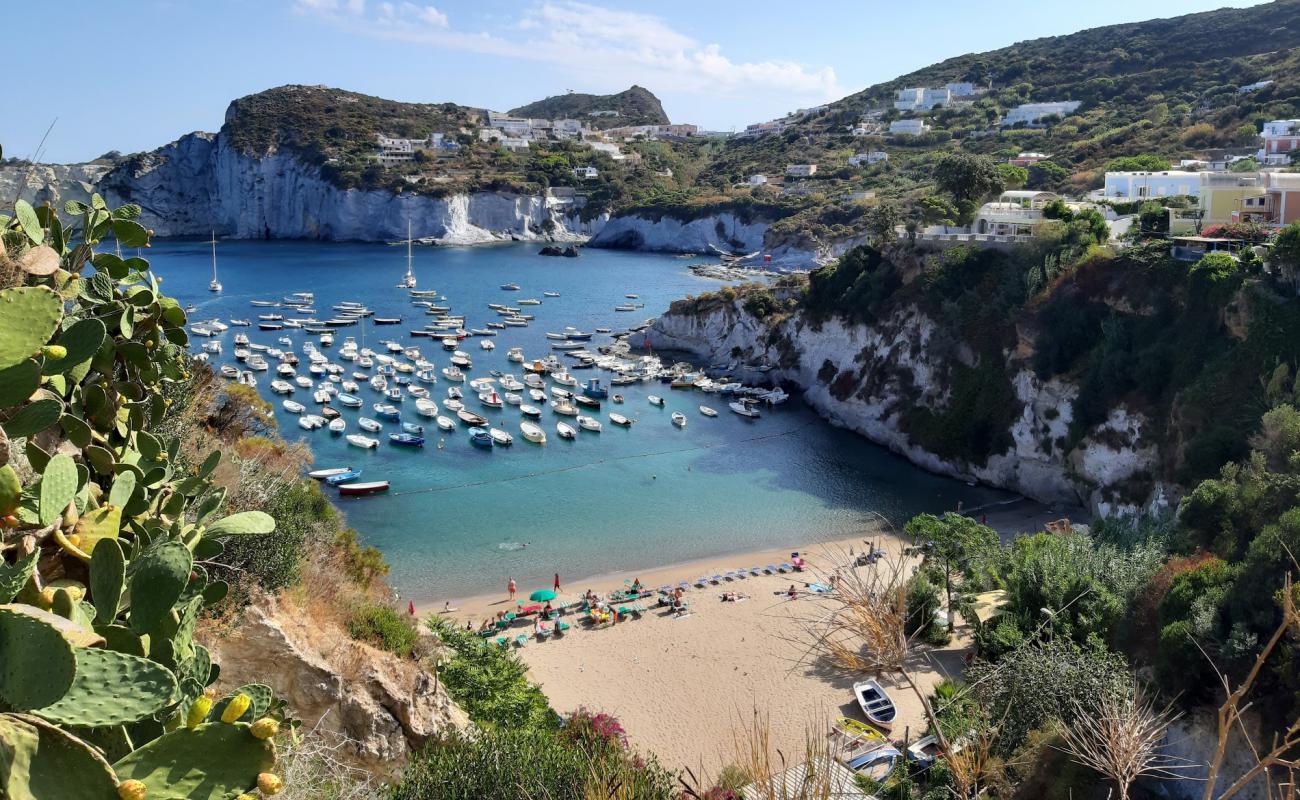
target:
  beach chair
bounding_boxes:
[732,569,747,579]
[514,633,528,647]
[764,564,778,574]
[779,562,794,572]
[495,637,508,647]
[535,625,552,640]
[694,576,709,588]
[678,580,691,591]
[750,566,763,576]
[710,574,723,584]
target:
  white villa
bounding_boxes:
[848,151,889,167]
[1001,101,1081,127]
[889,119,931,136]
[1259,119,1300,165]
[747,174,768,186]
[786,164,818,177]
[375,134,457,166]
[974,190,1061,236]
[1101,171,1200,201]
[572,166,599,179]
[894,87,952,111]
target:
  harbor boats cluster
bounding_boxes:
[190,252,791,497]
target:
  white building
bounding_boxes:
[572,166,599,179]
[747,174,768,186]
[946,82,977,97]
[894,87,952,111]
[1259,119,1300,165]
[889,119,931,136]
[848,151,889,167]
[588,110,620,118]
[588,141,625,160]
[785,164,818,177]
[1238,80,1274,94]
[974,190,1062,236]
[499,137,530,151]
[1001,101,1081,127]
[1101,171,1200,200]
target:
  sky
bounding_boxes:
[3,0,1273,163]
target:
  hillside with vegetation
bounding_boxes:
[509,85,670,127]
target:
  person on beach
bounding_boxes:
[787,584,798,600]
[554,573,562,592]
[408,600,415,616]
[508,577,517,600]
[632,578,642,592]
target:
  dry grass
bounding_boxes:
[1058,683,1188,800]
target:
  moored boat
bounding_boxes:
[325,468,361,485]
[699,405,718,417]
[338,480,389,495]
[469,427,493,449]
[346,434,379,449]
[520,420,546,444]
[671,411,687,427]
[389,432,425,448]
[609,413,633,427]
[852,680,897,730]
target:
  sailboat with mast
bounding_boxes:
[397,219,416,289]
[208,231,222,292]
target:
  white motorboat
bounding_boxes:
[479,391,503,409]
[308,467,353,480]
[480,340,495,351]
[671,411,687,427]
[219,365,239,379]
[609,413,633,427]
[346,434,379,449]
[443,398,464,412]
[550,401,578,416]
[298,414,326,430]
[520,421,546,444]
[489,428,513,447]
[270,380,294,394]
[528,388,546,402]
[328,418,346,434]
[506,347,525,363]
[415,398,439,417]
[699,405,718,417]
[729,399,761,418]
[337,394,363,408]
[435,415,456,431]
[282,400,305,414]
[442,367,465,382]
[648,395,664,406]
[576,415,602,432]
[397,219,417,289]
[556,421,577,439]
[358,417,382,432]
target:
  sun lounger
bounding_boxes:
[749,566,763,576]
[514,634,528,647]
[710,574,723,583]
[808,583,832,594]
[495,637,508,647]
[779,562,794,572]
[694,576,709,587]
[732,569,746,579]
[764,564,778,574]
[535,625,552,640]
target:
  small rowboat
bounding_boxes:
[469,427,493,449]
[556,421,577,439]
[325,469,361,486]
[609,413,633,427]
[489,428,513,447]
[435,415,456,431]
[852,680,897,730]
[699,405,718,417]
[671,411,687,427]
[346,434,379,449]
[648,395,664,406]
[338,480,389,496]
[520,421,546,444]
[389,433,425,448]
[458,409,489,427]
[308,467,352,480]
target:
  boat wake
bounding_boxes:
[497,541,529,552]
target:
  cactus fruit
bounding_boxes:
[257,773,284,795]
[186,696,213,729]
[0,286,63,370]
[249,718,278,740]
[221,694,251,724]
[39,345,67,360]
[209,684,272,724]
[117,779,147,800]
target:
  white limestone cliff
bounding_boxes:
[636,297,1168,515]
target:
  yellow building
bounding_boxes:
[1198,172,1265,226]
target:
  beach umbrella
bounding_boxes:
[529,589,557,603]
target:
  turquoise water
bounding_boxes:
[151,239,1008,601]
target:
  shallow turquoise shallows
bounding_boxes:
[150,239,1008,602]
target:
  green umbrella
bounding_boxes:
[529,589,557,603]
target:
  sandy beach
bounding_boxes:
[419,499,1078,774]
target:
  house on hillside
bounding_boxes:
[1259,119,1300,165]
[889,119,930,136]
[1000,101,1081,127]
[1102,171,1200,201]
[946,82,978,97]
[973,190,1061,236]
[895,87,951,111]
[786,164,818,177]
[1199,172,1264,225]
[747,174,768,186]
[848,151,889,167]
[1009,152,1050,167]
[1262,171,1300,225]
[572,166,599,179]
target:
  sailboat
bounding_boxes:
[397,219,416,289]
[208,231,222,292]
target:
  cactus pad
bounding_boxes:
[0,360,40,408]
[111,722,276,800]
[0,606,76,710]
[0,287,63,371]
[3,398,63,439]
[44,318,107,375]
[205,511,275,537]
[90,539,125,624]
[0,713,119,800]
[128,542,191,634]
[74,503,123,555]
[0,550,38,605]
[31,647,178,728]
[0,465,19,516]
[38,454,77,527]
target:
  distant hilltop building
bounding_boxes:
[893,82,978,111]
[572,165,599,179]
[1001,101,1081,127]
[747,174,768,186]
[889,119,931,136]
[785,164,818,177]
[1101,171,1200,201]
[1238,80,1274,94]
[374,133,457,166]
[1009,152,1050,167]
[603,123,699,140]
[587,110,621,117]
[848,151,889,167]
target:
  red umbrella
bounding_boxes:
[408,600,416,616]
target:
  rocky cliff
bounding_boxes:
[0,161,113,209]
[635,295,1169,516]
[203,596,468,778]
[97,131,602,243]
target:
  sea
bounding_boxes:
[149,239,1009,602]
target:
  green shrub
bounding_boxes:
[347,603,420,658]
[427,617,555,732]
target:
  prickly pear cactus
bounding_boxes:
[0,199,289,799]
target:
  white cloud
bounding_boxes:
[291,0,842,109]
